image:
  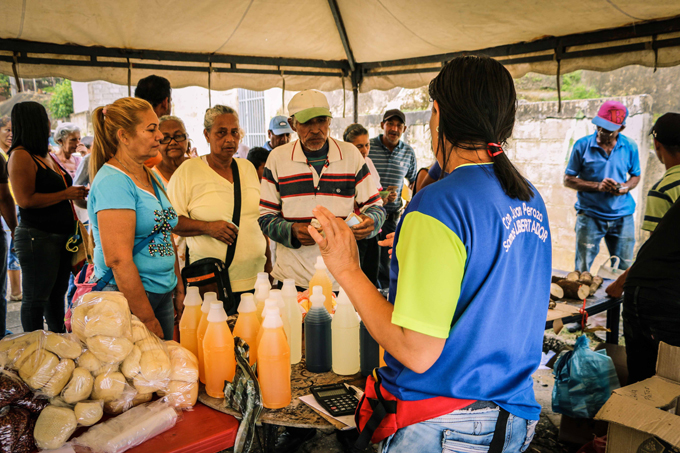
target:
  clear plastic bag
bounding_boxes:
[72,291,133,344]
[129,330,171,396]
[62,367,95,404]
[552,335,621,418]
[0,405,31,453]
[73,400,180,453]
[158,341,199,409]
[0,370,30,409]
[33,404,78,450]
[75,400,104,426]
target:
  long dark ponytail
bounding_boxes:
[428,55,534,201]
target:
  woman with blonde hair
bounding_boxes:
[88,97,184,339]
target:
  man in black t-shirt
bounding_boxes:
[0,155,18,339]
[622,195,680,384]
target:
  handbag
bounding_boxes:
[65,176,164,331]
[50,154,93,276]
[181,158,241,313]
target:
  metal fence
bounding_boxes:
[237,89,267,148]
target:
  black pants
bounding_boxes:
[14,225,71,333]
[377,214,398,289]
[357,236,380,287]
[623,285,680,384]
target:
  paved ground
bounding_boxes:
[6,299,22,335]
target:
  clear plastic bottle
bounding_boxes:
[179,287,202,360]
[308,256,334,314]
[305,286,332,373]
[256,272,272,290]
[232,293,261,366]
[203,301,236,399]
[332,288,360,375]
[254,282,270,323]
[197,292,218,384]
[257,306,291,409]
[269,289,290,342]
[282,279,302,364]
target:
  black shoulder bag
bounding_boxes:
[181,158,241,313]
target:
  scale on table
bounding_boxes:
[310,383,360,417]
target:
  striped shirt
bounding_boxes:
[259,137,385,288]
[368,135,418,213]
[642,164,680,232]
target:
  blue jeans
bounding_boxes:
[3,208,20,271]
[102,284,175,340]
[14,225,71,333]
[574,213,635,273]
[382,403,536,453]
[0,228,7,338]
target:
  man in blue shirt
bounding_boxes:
[262,115,294,151]
[369,109,417,288]
[564,100,641,272]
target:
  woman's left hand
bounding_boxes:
[308,206,362,284]
[174,286,185,319]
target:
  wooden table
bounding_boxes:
[545,269,623,343]
[199,357,365,451]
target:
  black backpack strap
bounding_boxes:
[225,158,241,268]
[488,407,510,453]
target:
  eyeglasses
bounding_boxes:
[160,133,187,144]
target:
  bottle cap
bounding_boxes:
[315,256,327,270]
[255,282,269,302]
[310,286,325,308]
[256,272,270,288]
[282,279,298,298]
[262,306,283,329]
[201,292,218,313]
[238,293,256,313]
[207,301,228,322]
[184,287,202,307]
[269,289,285,309]
[264,298,278,310]
[336,287,351,305]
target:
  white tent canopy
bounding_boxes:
[2,0,680,98]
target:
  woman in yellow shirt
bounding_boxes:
[168,105,270,314]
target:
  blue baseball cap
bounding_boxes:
[592,100,628,132]
[268,116,294,135]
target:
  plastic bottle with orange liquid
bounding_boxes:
[282,279,302,364]
[308,256,334,313]
[179,287,202,360]
[257,306,291,409]
[197,292,218,384]
[269,289,290,343]
[232,293,260,366]
[255,299,281,354]
[203,301,236,398]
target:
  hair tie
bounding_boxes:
[102,107,108,117]
[487,143,503,157]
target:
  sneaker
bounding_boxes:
[9,294,21,301]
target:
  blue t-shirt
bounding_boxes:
[379,163,552,421]
[427,161,450,180]
[565,132,641,221]
[88,164,178,294]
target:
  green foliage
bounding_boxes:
[0,75,10,99]
[48,79,73,119]
[560,71,599,100]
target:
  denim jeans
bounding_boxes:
[2,207,20,271]
[378,214,398,289]
[0,228,8,338]
[382,402,537,453]
[14,225,71,333]
[574,213,635,273]
[623,286,680,385]
[102,284,175,340]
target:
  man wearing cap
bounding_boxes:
[263,115,294,151]
[368,109,417,288]
[564,100,641,273]
[258,90,385,289]
[606,112,680,299]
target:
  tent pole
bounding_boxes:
[352,85,358,123]
[208,60,212,108]
[327,0,355,72]
[12,53,22,92]
[351,65,363,123]
[127,58,131,96]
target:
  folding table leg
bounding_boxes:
[606,302,621,344]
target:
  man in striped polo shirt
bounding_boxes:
[368,109,417,288]
[259,90,385,290]
[607,112,680,298]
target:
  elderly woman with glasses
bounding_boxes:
[152,115,189,185]
[168,105,271,314]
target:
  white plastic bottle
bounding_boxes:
[331,287,360,375]
[282,279,302,364]
[256,272,272,290]
[254,282,270,322]
[269,289,290,342]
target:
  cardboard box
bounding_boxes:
[595,342,680,453]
